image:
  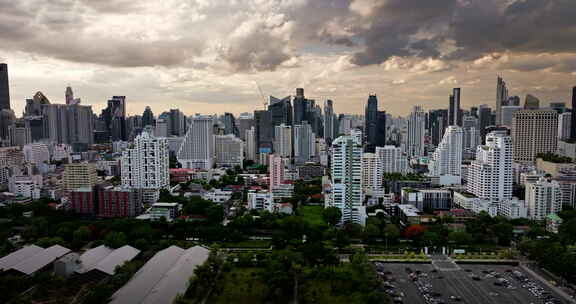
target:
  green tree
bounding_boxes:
[104,232,127,249]
[448,231,473,245]
[322,207,342,226]
[73,226,92,243]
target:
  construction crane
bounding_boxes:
[254,81,268,110]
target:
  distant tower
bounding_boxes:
[0,63,10,110]
[448,88,462,126]
[407,106,426,158]
[65,86,74,105]
[571,87,576,140]
[496,76,508,125]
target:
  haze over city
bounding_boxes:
[2,0,576,116]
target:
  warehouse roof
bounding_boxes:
[0,245,44,271]
[10,245,70,275]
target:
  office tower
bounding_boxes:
[330,135,366,225]
[376,111,387,146]
[293,88,309,125]
[63,162,99,194]
[254,110,273,153]
[364,95,386,152]
[237,113,254,141]
[376,145,409,174]
[25,92,50,116]
[155,119,169,137]
[362,153,380,192]
[496,76,508,125]
[500,105,522,127]
[558,112,572,140]
[65,86,80,105]
[524,94,540,110]
[467,131,513,202]
[42,104,68,144]
[0,63,10,110]
[428,126,463,184]
[177,115,214,170]
[122,130,170,202]
[323,99,336,143]
[448,88,462,126]
[245,127,257,162]
[268,96,292,128]
[462,115,481,157]
[126,115,143,141]
[214,134,244,168]
[478,105,493,142]
[550,102,566,113]
[274,124,292,158]
[0,109,15,140]
[471,107,478,117]
[407,106,426,158]
[169,109,186,136]
[428,109,448,147]
[142,106,155,127]
[512,110,558,162]
[507,96,521,106]
[294,122,315,164]
[8,120,31,147]
[526,177,562,220]
[103,96,127,141]
[67,104,94,147]
[572,87,576,139]
[269,154,285,190]
[23,143,50,166]
[223,113,239,137]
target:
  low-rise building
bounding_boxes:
[395,204,421,226]
[247,191,273,212]
[401,188,452,211]
[202,189,233,203]
[546,214,563,234]
[498,198,528,219]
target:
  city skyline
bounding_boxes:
[1,0,576,116]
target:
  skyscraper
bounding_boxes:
[169,109,187,136]
[0,63,10,110]
[571,87,576,140]
[376,146,409,174]
[330,135,365,225]
[428,109,448,147]
[558,112,572,140]
[269,154,285,190]
[323,99,336,144]
[254,110,273,153]
[524,94,540,110]
[65,86,74,105]
[478,105,493,143]
[467,131,513,202]
[448,88,462,126]
[268,96,292,128]
[526,177,562,220]
[245,127,257,162]
[496,76,508,125]
[428,126,463,185]
[214,134,244,168]
[294,122,315,164]
[407,106,426,158]
[512,109,558,162]
[237,113,254,141]
[274,124,292,158]
[364,95,378,152]
[223,112,239,137]
[293,88,312,125]
[103,96,127,141]
[177,115,214,170]
[142,106,155,127]
[122,130,170,202]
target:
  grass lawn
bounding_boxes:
[207,268,269,304]
[299,205,326,227]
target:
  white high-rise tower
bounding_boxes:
[467,131,513,202]
[407,106,426,158]
[428,126,463,185]
[330,135,366,225]
[177,115,215,170]
[274,124,292,158]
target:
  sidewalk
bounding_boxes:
[520,263,576,303]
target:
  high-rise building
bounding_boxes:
[507,96,521,106]
[462,115,481,157]
[177,115,214,170]
[25,92,50,116]
[558,112,572,140]
[512,109,558,162]
[500,105,522,127]
[293,88,313,126]
[478,105,493,142]
[0,109,15,140]
[42,104,94,147]
[571,87,576,140]
[524,94,540,110]
[169,109,187,136]
[362,153,379,193]
[330,135,366,225]
[154,119,169,137]
[254,110,273,153]
[323,99,336,144]
[214,134,244,168]
[428,109,448,147]
[142,106,155,127]
[63,162,99,194]
[122,130,169,202]
[376,145,409,174]
[223,113,239,137]
[407,106,426,158]
[467,131,513,202]
[268,96,292,128]
[0,63,10,111]
[269,154,285,190]
[365,94,378,151]
[103,96,127,141]
[428,126,463,185]
[245,127,257,162]
[274,124,292,158]
[65,86,80,105]
[8,120,31,147]
[449,88,462,126]
[526,177,562,220]
[237,113,254,141]
[294,122,315,164]
[496,76,508,125]
[23,142,50,166]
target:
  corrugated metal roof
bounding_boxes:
[77,245,114,274]
[10,245,71,275]
[110,245,209,304]
[95,245,140,275]
[0,245,44,271]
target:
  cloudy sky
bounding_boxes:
[1,0,576,117]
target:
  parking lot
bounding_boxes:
[375,262,569,304]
